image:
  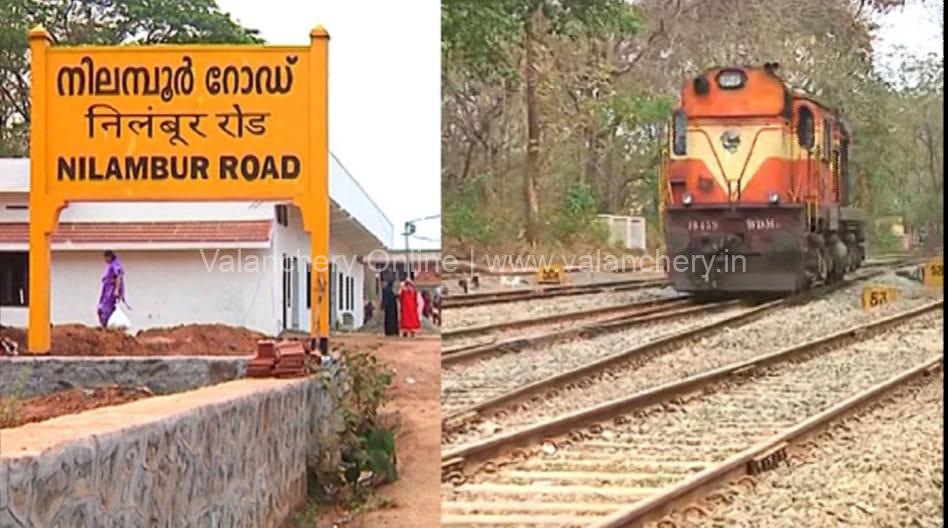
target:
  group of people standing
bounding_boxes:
[99,251,441,340]
[378,278,441,337]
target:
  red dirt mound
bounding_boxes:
[1,385,153,428]
[135,324,265,356]
[0,323,266,356]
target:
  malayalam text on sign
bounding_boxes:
[41,47,313,200]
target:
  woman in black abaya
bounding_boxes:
[381,280,399,336]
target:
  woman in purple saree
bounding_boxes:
[97,250,125,327]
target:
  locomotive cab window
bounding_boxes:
[672,110,687,156]
[797,106,815,150]
[822,119,832,160]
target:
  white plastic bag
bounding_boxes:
[107,305,132,331]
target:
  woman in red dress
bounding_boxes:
[398,279,421,337]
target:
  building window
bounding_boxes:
[822,119,832,160]
[0,252,28,307]
[306,264,311,309]
[338,272,344,311]
[346,276,354,311]
[335,274,356,312]
[275,204,289,227]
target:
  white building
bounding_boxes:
[0,156,393,336]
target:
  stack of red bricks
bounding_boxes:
[246,339,311,378]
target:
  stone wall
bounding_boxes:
[0,371,345,527]
[0,356,248,399]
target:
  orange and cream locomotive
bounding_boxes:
[660,63,866,293]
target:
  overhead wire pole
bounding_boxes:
[402,214,441,280]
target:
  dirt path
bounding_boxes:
[328,335,441,527]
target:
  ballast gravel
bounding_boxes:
[659,372,944,528]
[441,306,749,415]
[443,286,677,331]
[445,271,941,448]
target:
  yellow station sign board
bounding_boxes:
[28,27,329,353]
[537,264,566,285]
[861,284,899,311]
[922,257,944,288]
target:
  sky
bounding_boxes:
[873,0,943,80]
[216,0,441,250]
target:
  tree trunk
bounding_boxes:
[523,5,542,246]
[583,124,597,186]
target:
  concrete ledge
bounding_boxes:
[0,356,249,399]
[0,374,345,527]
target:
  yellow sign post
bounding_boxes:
[861,284,899,310]
[537,264,565,285]
[28,26,330,353]
[922,257,944,288]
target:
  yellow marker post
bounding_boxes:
[861,284,899,310]
[28,26,330,353]
[922,257,944,288]
[537,264,565,285]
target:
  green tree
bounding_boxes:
[442,0,939,256]
[0,0,260,155]
[442,0,639,246]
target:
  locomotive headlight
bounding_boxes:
[682,191,694,205]
[717,69,746,89]
[768,191,780,204]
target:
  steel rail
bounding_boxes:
[442,296,689,341]
[441,299,778,429]
[441,299,943,470]
[441,300,739,367]
[441,254,926,311]
[442,264,904,423]
[442,279,667,309]
[591,353,944,528]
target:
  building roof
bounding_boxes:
[0,156,395,252]
[0,221,273,250]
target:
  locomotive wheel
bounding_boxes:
[823,247,845,283]
[819,248,832,282]
[805,248,828,288]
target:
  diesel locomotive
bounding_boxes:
[659,63,867,294]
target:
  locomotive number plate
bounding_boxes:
[922,258,944,288]
[537,264,565,285]
[861,285,899,310]
[687,220,718,231]
[746,218,778,231]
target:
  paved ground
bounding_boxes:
[326,335,441,527]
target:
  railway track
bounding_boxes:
[442,297,734,365]
[443,279,667,309]
[442,264,926,441]
[441,254,932,312]
[653,368,943,527]
[441,301,751,420]
[443,296,689,342]
[441,301,943,527]
[442,299,767,425]
[444,255,931,347]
